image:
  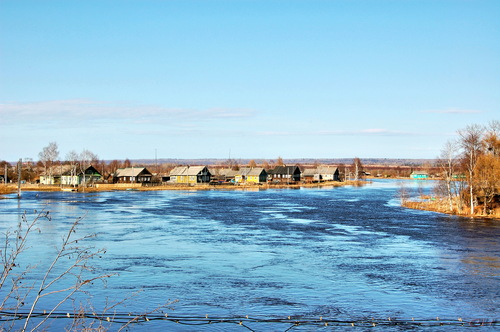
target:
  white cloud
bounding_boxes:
[0,99,255,127]
[256,129,415,136]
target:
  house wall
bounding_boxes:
[170,168,210,184]
[61,175,79,185]
[39,176,55,185]
[247,175,258,183]
[246,173,266,183]
[173,175,189,183]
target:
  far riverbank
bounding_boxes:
[1,180,364,197]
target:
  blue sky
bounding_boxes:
[1,0,499,162]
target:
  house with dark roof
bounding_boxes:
[267,165,301,183]
[113,167,152,183]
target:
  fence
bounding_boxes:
[1,311,497,331]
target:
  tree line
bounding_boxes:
[435,120,500,216]
[1,142,139,183]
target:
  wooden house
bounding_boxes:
[169,166,211,184]
[235,168,267,183]
[302,166,340,183]
[113,167,152,183]
[61,165,102,185]
[317,166,340,181]
[302,168,320,183]
[209,168,237,183]
[267,165,301,183]
[40,165,71,185]
[246,168,267,183]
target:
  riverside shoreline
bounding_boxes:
[403,200,500,220]
[1,180,361,196]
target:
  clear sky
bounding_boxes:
[1,0,499,162]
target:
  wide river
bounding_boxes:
[1,179,499,331]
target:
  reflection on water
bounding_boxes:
[1,179,499,330]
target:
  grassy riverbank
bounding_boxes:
[403,199,500,220]
[1,180,361,196]
[0,186,15,195]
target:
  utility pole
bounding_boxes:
[155,148,158,174]
[4,163,7,184]
[17,158,22,198]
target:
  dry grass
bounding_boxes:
[403,200,500,220]
[0,186,15,195]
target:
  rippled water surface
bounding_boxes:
[1,180,499,330]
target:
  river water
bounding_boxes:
[1,179,499,330]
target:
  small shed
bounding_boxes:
[302,168,320,183]
[410,171,429,179]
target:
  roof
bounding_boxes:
[268,165,301,175]
[186,166,209,176]
[302,168,318,176]
[236,167,252,176]
[169,166,189,176]
[169,166,210,176]
[317,166,339,174]
[115,167,151,177]
[247,168,266,176]
[62,165,101,176]
[219,168,238,177]
[236,167,266,176]
[43,165,72,177]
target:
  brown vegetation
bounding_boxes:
[403,200,500,219]
[0,186,14,195]
[404,121,500,219]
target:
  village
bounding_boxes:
[0,158,435,194]
[30,164,343,188]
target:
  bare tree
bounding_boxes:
[1,211,112,331]
[483,120,500,157]
[123,159,132,168]
[474,153,500,214]
[65,150,79,187]
[1,211,176,331]
[78,149,99,189]
[436,140,460,212]
[458,124,484,215]
[473,124,500,215]
[38,142,59,184]
[398,181,410,205]
[352,157,364,181]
